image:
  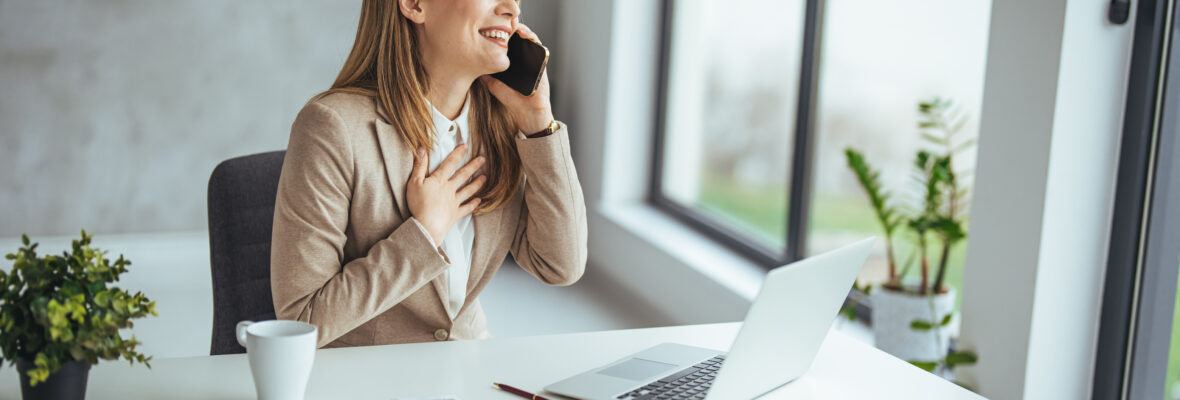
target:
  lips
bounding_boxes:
[478,27,511,48]
[479,29,509,41]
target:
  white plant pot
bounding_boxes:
[871,286,956,366]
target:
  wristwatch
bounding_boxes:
[525,120,559,139]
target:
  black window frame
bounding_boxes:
[1092,0,1180,398]
[647,0,825,268]
[646,0,873,320]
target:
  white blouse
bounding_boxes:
[424,94,475,320]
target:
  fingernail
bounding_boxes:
[418,148,425,156]
[477,156,485,163]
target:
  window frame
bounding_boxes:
[646,0,825,268]
[647,0,874,322]
[1092,0,1180,398]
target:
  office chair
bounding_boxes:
[207,150,285,355]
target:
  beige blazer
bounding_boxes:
[270,92,587,348]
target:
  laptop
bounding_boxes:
[543,237,874,400]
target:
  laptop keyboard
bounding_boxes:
[617,355,727,400]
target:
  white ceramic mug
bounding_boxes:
[236,320,317,400]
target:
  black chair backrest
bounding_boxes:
[207,151,285,355]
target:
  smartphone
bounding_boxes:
[491,32,550,96]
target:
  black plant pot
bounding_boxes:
[16,359,90,400]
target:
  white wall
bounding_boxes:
[957,0,1131,398]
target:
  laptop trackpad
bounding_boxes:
[597,358,678,381]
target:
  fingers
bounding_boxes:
[480,75,508,93]
[433,144,468,179]
[412,148,428,181]
[479,75,518,103]
[537,67,549,90]
[452,156,485,185]
[458,197,482,216]
[516,24,541,45]
[457,175,487,200]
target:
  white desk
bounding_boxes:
[0,323,984,399]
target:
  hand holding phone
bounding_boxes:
[482,25,555,134]
[490,32,550,96]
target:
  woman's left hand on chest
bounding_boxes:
[479,23,554,134]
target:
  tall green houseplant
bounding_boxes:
[845,97,973,295]
[0,230,157,387]
[844,98,977,380]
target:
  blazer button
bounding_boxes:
[434,329,449,341]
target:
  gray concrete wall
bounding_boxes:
[0,0,562,237]
[0,1,362,236]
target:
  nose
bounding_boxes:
[495,0,520,23]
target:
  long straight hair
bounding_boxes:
[315,0,522,215]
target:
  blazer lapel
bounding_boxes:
[372,120,413,220]
[373,117,451,315]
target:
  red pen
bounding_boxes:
[493,382,551,400]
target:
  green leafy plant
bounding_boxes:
[845,150,904,289]
[0,230,156,386]
[844,97,972,294]
[916,98,972,296]
[843,97,978,380]
[909,300,978,377]
[839,280,873,321]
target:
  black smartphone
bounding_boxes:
[491,32,550,96]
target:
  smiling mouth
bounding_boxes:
[479,29,510,48]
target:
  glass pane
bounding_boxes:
[806,0,991,312]
[1167,262,1180,399]
[658,0,808,251]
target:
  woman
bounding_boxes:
[270,0,586,348]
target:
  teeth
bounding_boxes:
[480,30,509,41]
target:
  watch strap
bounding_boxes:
[525,120,559,139]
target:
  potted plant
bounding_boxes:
[843,98,977,381]
[0,230,156,399]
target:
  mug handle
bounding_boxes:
[236,320,254,348]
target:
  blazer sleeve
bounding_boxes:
[270,101,450,348]
[509,122,588,286]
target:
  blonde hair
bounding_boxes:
[315,0,522,214]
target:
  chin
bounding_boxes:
[488,58,510,74]
[478,52,510,73]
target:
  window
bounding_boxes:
[1092,1,1180,398]
[650,0,991,314]
[1168,278,1180,399]
[806,1,989,311]
[650,0,812,265]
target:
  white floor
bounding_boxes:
[0,231,872,361]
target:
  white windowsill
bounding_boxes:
[591,200,877,347]
[596,201,765,302]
